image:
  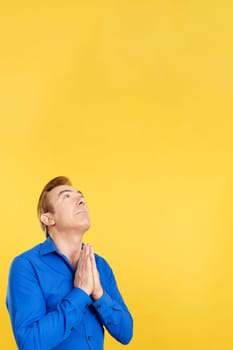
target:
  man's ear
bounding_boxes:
[40,213,55,227]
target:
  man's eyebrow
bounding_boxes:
[58,189,84,197]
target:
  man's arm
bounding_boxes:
[90,249,133,345]
[6,256,92,350]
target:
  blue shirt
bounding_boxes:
[6,237,133,350]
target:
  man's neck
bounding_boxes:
[49,230,84,268]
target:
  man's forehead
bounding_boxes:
[49,185,81,196]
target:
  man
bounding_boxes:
[6,176,133,349]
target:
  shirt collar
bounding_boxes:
[40,236,59,256]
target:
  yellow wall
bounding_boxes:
[1,1,233,349]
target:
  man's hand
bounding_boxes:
[74,244,103,299]
[89,245,103,300]
[74,245,94,295]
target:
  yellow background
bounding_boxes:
[1,1,233,349]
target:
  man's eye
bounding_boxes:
[64,194,70,198]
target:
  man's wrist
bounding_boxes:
[91,288,104,301]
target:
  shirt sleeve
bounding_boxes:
[6,256,92,350]
[92,257,133,344]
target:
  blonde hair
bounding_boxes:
[37,176,72,237]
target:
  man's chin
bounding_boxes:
[81,220,91,232]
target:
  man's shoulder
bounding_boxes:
[13,242,43,262]
[8,242,45,275]
[94,252,113,271]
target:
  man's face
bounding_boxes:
[47,185,90,233]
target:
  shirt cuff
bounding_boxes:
[93,291,113,309]
[64,288,93,313]
[92,292,122,326]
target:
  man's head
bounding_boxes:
[37,176,90,237]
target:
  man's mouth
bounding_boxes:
[75,211,87,215]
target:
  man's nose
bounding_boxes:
[77,197,85,206]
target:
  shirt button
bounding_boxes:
[87,335,92,341]
[96,305,101,309]
[107,322,112,326]
[71,327,75,331]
